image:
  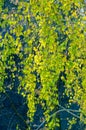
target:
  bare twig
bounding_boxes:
[36,104,80,130]
[58,104,80,119]
[7,113,15,130]
[36,109,65,130]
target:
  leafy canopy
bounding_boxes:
[0,0,86,129]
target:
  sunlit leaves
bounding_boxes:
[0,0,86,129]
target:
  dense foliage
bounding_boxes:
[0,0,86,130]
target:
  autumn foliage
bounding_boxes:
[0,0,86,129]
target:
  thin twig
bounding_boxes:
[65,109,80,113]
[36,104,80,130]
[36,109,65,130]
[58,104,80,119]
[7,113,15,130]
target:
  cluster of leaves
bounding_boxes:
[0,0,86,129]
